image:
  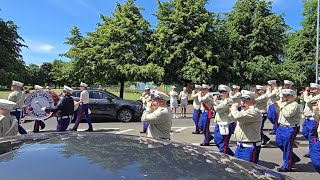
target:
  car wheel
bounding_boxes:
[117,108,133,122]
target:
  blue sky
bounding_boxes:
[0,0,304,65]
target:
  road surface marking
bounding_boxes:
[115,129,134,134]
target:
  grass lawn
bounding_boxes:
[0,89,141,101]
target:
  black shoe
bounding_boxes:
[303,154,310,158]
[140,131,146,134]
[200,143,210,146]
[40,124,46,130]
[292,157,301,166]
[269,132,276,135]
[192,132,201,134]
[261,139,270,146]
[277,167,292,172]
[85,128,93,132]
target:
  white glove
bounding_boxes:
[41,107,47,111]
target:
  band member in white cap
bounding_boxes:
[255,85,270,145]
[212,85,234,155]
[33,85,46,133]
[230,85,242,106]
[301,83,320,158]
[45,86,75,132]
[266,80,280,135]
[310,100,320,173]
[72,82,93,131]
[0,99,19,137]
[231,90,261,163]
[170,86,178,118]
[283,80,294,90]
[275,89,301,172]
[140,86,151,133]
[191,84,202,134]
[198,84,214,146]
[141,90,172,140]
[8,80,27,134]
[179,87,188,118]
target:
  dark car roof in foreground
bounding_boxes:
[0,133,290,180]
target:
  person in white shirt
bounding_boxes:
[72,82,93,131]
[170,86,178,118]
[179,87,188,118]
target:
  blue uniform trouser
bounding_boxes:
[214,122,235,156]
[198,111,206,132]
[143,123,149,132]
[192,109,201,133]
[261,113,270,143]
[302,117,319,155]
[275,125,300,169]
[310,139,320,173]
[57,117,71,132]
[267,104,278,133]
[235,143,261,164]
[33,120,45,132]
[10,110,27,134]
[73,104,92,129]
[199,111,213,144]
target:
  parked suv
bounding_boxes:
[71,90,143,122]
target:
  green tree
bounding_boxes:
[148,0,227,84]
[26,64,45,87]
[50,60,74,88]
[63,0,164,98]
[224,0,288,85]
[40,62,54,86]
[0,15,27,86]
[284,0,317,86]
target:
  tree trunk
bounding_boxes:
[120,81,125,99]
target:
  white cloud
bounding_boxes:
[25,39,55,53]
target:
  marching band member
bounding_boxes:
[230,85,242,105]
[141,90,172,140]
[33,85,46,133]
[179,87,188,118]
[255,85,270,145]
[170,86,179,118]
[0,99,19,137]
[266,80,280,135]
[213,85,235,155]
[310,100,320,173]
[198,84,214,146]
[45,86,74,132]
[231,90,261,163]
[301,83,320,158]
[140,86,151,133]
[275,89,301,172]
[8,80,27,134]
[284,80,294,90]
[72,82,93,132]
[191,85,202,134]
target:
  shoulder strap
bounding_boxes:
[4,118,18,136]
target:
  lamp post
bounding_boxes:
[316,0,320,83]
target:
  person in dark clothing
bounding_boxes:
[45,86,74,132]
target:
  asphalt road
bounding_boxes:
[20,114,320,180]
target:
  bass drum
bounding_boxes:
[25,91,60,120]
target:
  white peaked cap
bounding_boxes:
[310,83,320,89]
[240,90,258,99]
[284,80,294,85]
[282,89,295,96]
[63,85,74,94]
[0,99,16,110]
[171,85,176,89]
[12,80,23,87]
[34,85,43,90]
[202,84,211,89]
[151,90,170,101]
[267,80,277,85]
[218,85,231,92]
[195,84,202,89]
[256,85,266,90]
[80,82,88,87]
[232,85,240,89]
